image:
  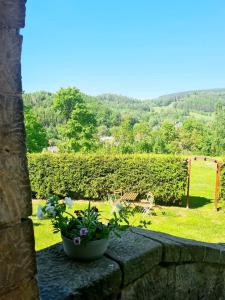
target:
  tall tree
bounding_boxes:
[53,87,84,121]
[53,87,97,152]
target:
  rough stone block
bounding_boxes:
[171,237,222,264]
[0,0,26,29]
[106,230,162,285]
[121,263,225,300]
[0,278,39,300]
[203,243,223,264]
[0,94,25,151]
[0,219,36,295]
[0,29,22,94]
[121,265,176,300]
[175,263,224,300]
[132,228,181,262]
[37,243,122,300]
[132,228,225,265]
[219,244,225,264]
[0,94,31,225]
[0,159,31,224]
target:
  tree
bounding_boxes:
[111,117,135,153]
[53,87,84,121]
[150,121,179,154]
[133,122,153,153]
[24,106,48,153]
[53,87,97,152]
[212,102,225,155]
[179,118,212,155]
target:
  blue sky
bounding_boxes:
[22,0,225,99]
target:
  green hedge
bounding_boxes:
[28,153,188,205]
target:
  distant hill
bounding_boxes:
[90,89,225,114]
[23,88,225,141]
[91,93,152,114]
[23,88,225,117]
[145,88,225,112]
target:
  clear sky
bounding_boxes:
[22,0,225,99]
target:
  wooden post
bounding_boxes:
[214,163,221,211]
[186,159,191,209]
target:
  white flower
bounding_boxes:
[116,203,124,211]
[65,197,74,209]
[111,203,124,214]
[37,205,44,219]
[45,204,56,216]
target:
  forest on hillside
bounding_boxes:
[23,87,225,156]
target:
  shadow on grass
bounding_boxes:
[182,196,212,209]
[33,222,42,227]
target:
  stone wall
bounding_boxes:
[37,229,225,300]
[0,1,39,299]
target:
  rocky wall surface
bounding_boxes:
[0,1,39,299]
[37,229,225,300]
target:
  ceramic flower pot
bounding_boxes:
[61,234,109,261]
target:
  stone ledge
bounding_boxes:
[37,244,122,300]
[37,228,225,300]
[132,228,225,265]
[106,230,162,285]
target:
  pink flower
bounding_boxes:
[80,227,88,236]
[73,237,81,245]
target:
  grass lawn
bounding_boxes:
[32,160,225,251]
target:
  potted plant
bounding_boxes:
[37,195,138,261]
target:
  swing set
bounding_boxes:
[186,156,222,210]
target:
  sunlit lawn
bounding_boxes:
[32,160,225,251]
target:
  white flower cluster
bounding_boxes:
[45,203,56,217]
[37,196,74,219]
[37,204,44,219]
[64,197,73,209]
[111,203,124,214]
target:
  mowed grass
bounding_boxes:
[32,160,225,250]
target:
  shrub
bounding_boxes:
[28,153,188,205]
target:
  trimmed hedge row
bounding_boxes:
[28,153,188,205]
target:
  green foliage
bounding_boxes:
[23,88,225,156]
[23,91,58,140]
[177,119,212,154]
[111,117,136,153]
[24,106,48,152]
[212,103,225,155]
[57,106,97,152]
[53,87,84,121]
[28,153,188,205]
[53,87,98,152]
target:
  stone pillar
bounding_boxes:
[0,1,39,299]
